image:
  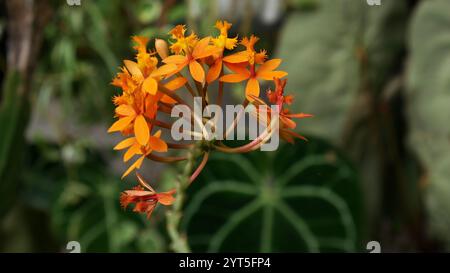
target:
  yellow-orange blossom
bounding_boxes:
[108,21,311,219]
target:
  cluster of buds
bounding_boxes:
[108,21,311,219]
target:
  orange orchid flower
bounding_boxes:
[223,35,267,65]
[107,92,158,145]
[111,67,138,94]
[206,21,238,83]
[167,25,198,55]
[220,35,287,100]
[123,59,177,95]
[114,130,168,178]
[120,173,176,219]
[163,25,218,83]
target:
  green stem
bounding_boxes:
[165,144,202,253]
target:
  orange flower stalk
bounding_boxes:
[108,21,311,228]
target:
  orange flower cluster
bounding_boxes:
[108,21,311,219]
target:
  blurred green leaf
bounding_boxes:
[19,140,166,252]
[406,0,450,249]
[168,3,188,23]
[137,1,162,24]
[0,72,29,218]
[51,166,166,252]
[137,228,165,252]
[288,0,318,10]
[183,138,363,252]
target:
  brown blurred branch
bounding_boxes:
[157,0,176,29]
[5,0,51,85]
[0,0,52,252]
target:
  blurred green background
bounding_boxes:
[0,0,449,252]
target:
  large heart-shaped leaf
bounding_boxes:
[275,0,407,224]
[276,0,407,141]
[406,0,450,248]
[182,138,363,252]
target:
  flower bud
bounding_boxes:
[155,39,169,59]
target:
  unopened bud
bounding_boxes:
[155,39,169,59]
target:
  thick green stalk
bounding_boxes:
[165,144,201,253]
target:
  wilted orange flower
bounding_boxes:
[255,78,312,143]
[220,35,287,101]
[120,173,176,219]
